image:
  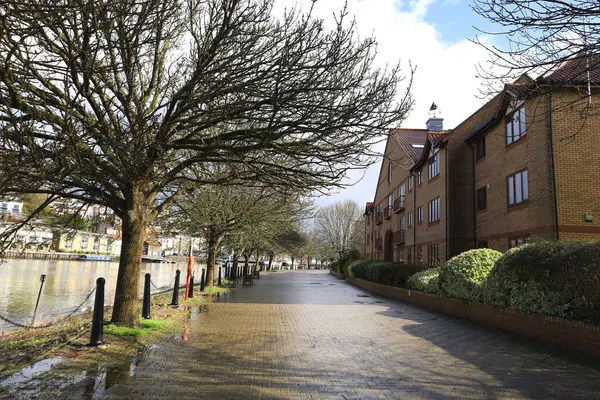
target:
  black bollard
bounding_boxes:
[231,263,237,281]
[218,267,222,286]
[142,273,151,319]
[188,275,194,298]
[200,269,205,292]
[170,270,180,306]
[89,277,105,346]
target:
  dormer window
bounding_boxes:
[506,106,526,145]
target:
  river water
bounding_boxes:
[0,259,202,333]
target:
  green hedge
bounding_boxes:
[439,248,502,302]
[483,241,600,323]
[344,259,420,287]
[407,267,441,294]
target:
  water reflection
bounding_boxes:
[0,259,202,332]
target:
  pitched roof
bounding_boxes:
[428,131,450,145]
[540,53,600,86]
[390,129,428,162]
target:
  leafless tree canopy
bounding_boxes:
[473,0,600,96]
[0,0,411,325]
[314,199,362,258]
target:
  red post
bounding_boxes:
[184,239,194,300]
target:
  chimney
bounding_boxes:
[426,117,443,132]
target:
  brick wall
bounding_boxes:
[473,95,556,252]
[551,89,600,240]
[367,137,414,262]
[344,275,600,356]
[445,94,503,257]
[413,147,446,267]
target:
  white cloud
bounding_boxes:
[272,0,492,209]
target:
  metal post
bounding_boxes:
[31,274,46,325]
[88,277,105,346]
[188,275,194,298]
[170,270,180,306]
[200,269,205,292]
[142,273,151,319]
[218,267,222,286]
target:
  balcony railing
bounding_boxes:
[375,212,383,225]
[383,206,392,220]
[393,196,406,213]
[375,237,382,249]
[393,229,405,245]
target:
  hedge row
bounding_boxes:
[404,242,600,325]
[331,259,420,288]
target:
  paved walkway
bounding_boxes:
[70,271,600,399]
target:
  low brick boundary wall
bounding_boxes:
[345,276,600,356]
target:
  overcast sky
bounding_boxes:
[272,0,496,210]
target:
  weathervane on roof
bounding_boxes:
[429,102,439,118]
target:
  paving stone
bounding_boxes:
[55,271,600,399]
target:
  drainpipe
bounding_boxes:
[413,172,417,262]
[445,146,449,261]
[548,92,560,240]
[471,144,477,248]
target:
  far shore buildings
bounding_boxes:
[364,56,600,266]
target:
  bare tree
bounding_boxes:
[314,200,362,259]
[473,0,600,100]
[0,0,412,325]
[167,183,310,285]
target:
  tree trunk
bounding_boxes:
[243,254,249,276]
[268,253,274,271]
[112,194,146,326]
[291,257,295,269]
[205,230,222,287]
[231,252,239,280]
[255,248,260,272]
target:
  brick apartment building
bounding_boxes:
[364,56,600,266]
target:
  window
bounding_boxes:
[408,175,414,191]
[407,248,413,264]
[417,168,423,185]
[399,184,405,199]
[399,216,405,231]
[388,194,393,209]
[509,236,531,249]
[408,211,413,227]
[416,246,423,266]
[506,106,526,145]
[477,187,487,210]
[388,162,392,183]
[428,152,440,180]
[507,169,529,205]
[428,197,440,223]
[81,236,89,250]
[476,137,486,160]
[417,206,423,223]
[427,245,440,267]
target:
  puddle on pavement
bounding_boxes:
[0,356,64,387]
[357,294,372,298]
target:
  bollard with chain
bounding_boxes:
[188,275,194,298]
[200,269,205,292]
[218,267,222,286]
[31,274,47,325]
[142,273,151,319]
[88,277,105,346]
[170,270,180,306]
